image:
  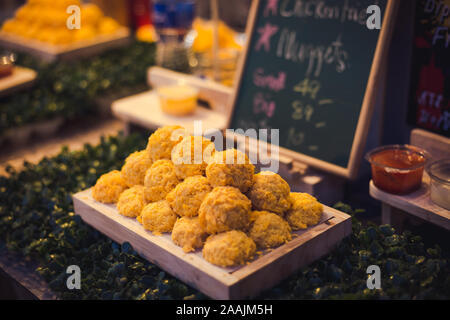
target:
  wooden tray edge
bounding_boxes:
[228,208,351,299]
[73,189,352,299]
[0,28,131,62]
[73,191,237,299]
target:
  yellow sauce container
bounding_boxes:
[156,84,199,116]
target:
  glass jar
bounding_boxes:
[152,0,195,73]
[426,159,450,210]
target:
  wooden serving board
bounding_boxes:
[73,188,351,299]
[0,66,36,97]
[0,28,131,62]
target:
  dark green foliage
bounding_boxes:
[0,41,155,135]
[0,136,448,299]
[0,133,202,300]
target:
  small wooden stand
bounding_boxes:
[370,179,450,231]
[0,28,131,62]
[369,128,450,231]
[0,66,36,97]
[73,188,351,300]
[146,67,233,115]
[112,91,229,135]
[112,67,232,135]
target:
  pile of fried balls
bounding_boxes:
[92,126,323,267]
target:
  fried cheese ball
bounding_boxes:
[121,150,153,187]
[198,186,251,234]
[248,209,265,224]
[285,193,323,230]
[203,230,256,267]
[92,170,128,203]
[117,185,145,218]
[141,200,177,235]
[144,160,180,203]
[171,217,208,252]
[247,172,291,215]
[248,211,292,249]
[166,175,212,217]
[146,125,186,162]
[80,3,103,27]
[206,148,255,193]
[171,135,215,179]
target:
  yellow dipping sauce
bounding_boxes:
[157,85,199,116]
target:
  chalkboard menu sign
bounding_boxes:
[229,0,397,178]
[407,0,450,138]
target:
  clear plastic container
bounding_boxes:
[426,159,450,210]
[366,145,428,195]
[156,84,198,116]
[194,48,240,86]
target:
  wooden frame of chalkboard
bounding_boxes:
[226,0,399,179]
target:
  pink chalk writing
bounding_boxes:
[253,92,276,118]
[264,0,279,17]
[253,68,286,92]
[255,23,279,52]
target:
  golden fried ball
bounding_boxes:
[81,3,103,27]
[144,160,180,203]
[92,170,128,203]
[50,0,81,9]
[203,230,256,267]
[171,217,207,252]
[117,185,145,218]
[22,23,40,39]
[206,148,254,193]
[248,209,265,225]
[1,19,17,33]
[15,6,32,21]
[285,193,323,230]
[198,186,251,234]
[98,16,120,34]
[166,175,212,217]
[146,125,186,162]
[52,29,73,44]
[247,172,291,215]
[141,200,177,235]
[73,25,96,42]
[171,135,215,179]
[121,150,153,187]
[248,211,292,249]
[47,9,69,28]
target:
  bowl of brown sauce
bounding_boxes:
[366,145,428,195]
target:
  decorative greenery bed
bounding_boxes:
[0,41,156,137]
[0,133,448,300]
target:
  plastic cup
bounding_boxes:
[366,145,428,195]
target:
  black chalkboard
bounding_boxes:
[407,0,450,138]
[229,0,392,177]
